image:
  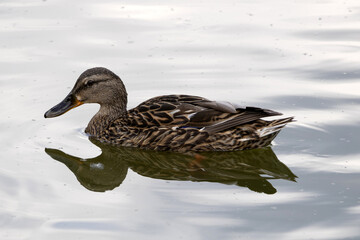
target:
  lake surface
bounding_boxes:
[1,0,360,239]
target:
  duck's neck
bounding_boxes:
[85,104,127,136]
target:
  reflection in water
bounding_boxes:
[45,138,296,194]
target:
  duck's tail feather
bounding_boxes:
[257,117,294,138]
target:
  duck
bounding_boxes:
[44,67,293,152]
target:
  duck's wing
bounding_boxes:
[128,94,282,133]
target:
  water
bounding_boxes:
[1,0,360,239]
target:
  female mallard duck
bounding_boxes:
[44,67,293,152]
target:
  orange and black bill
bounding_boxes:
[44,94,83,118]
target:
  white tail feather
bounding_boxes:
[257,117,293,137]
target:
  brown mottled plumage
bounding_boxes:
[44,67,293,152]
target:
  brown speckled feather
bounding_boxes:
[100,95,293,152]
[126,95,281,129]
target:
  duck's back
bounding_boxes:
[102,95,293,152]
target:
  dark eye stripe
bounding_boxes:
[78,78,110,91]
[85,80,96,87]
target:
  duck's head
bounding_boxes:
[44,67,127,118]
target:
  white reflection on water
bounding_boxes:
[282,154,360,173]
[227,224,360,240]
[156,188,317,206]
[90,4,177,20]
[346,205,360,214]
[282,224,360,240]
[181,216,244,227]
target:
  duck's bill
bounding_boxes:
[44,94,83,118]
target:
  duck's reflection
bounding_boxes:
[45,138,297,194]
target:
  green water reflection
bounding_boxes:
[45,138,296,194]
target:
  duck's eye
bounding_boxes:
[85,80,95,87]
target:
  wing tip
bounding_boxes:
[243,107,283,117]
